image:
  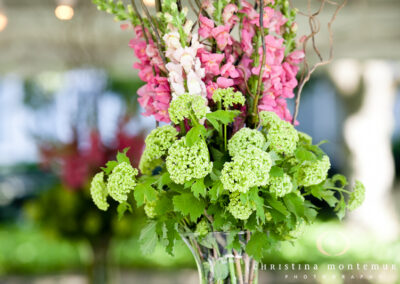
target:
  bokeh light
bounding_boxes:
[0,12,7,31]
[54,5,74,21]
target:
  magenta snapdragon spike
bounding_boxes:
[126,0,304,124]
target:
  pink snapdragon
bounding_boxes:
[222,4,239,27]
[199,15,214,39]
[199,50,225,76]
[211,25,233,50]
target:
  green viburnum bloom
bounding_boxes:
[227,192,255,220]
[90,172,109,211]
[212,87,245,109]
[166,138,213,184]
[269,173,293,198]
[297,155,331,187]
[297,131,312,145]
[221,146,272,192]
[195,219,209,236]
[144,200,157,218]
[168,94,209,124]
[267,120,299,155]
[139,125,178,175]
[144,125,179,160]
[228,127,266,157]
[348,181,365,211]
[290,219,306,238]
[259,111,281,129]
[107,162,138,203]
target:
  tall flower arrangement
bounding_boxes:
[91,0,364,282]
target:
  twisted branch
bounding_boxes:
[291,0,348,125]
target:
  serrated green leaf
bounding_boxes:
[245,232,269,261]
[270,166,284,177]
[139,221,158,255]
[265,196,289,217]
[214,258,229,280]
[192,178,207,199]
[250,188,265,223]
[117,202,132,220]
[186,125,205,147]
[295,148,317,162]
[117,148,131,164]
[283,193,304,217]
[173,193,206,222]
[101,160,118,175]
[155,194,173,215]
[209,181,223,202]
[134,182,157,207]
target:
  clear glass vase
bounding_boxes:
[180,231,258,284]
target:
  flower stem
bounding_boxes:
[228,252,237,284]
[252,0,267,127]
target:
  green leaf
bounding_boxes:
[101,160,118,175]
[186,125,206,147]
[269,166,284,177]
[209,181,223,202]
[157,172,172,190]
[304,201,318,222]
[335,196,346,220]
[332,174,348,187]
[249,188,265,223]
[155,194,173,215]
[294,148,317,162]
[191,178,207,199]
[214,258,229,280]
[173,193,206,222]
[134,182,157,207]
[139,221,158,255]
[164,220,179,255]
[283,193,304,218]
[116,148,131,164]
[117,202,132,220]
[320,190,339,207]
[265,196,289,217]
[206,110,241,132]
[245,232,269,261]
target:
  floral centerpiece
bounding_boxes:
[90,0,365,283]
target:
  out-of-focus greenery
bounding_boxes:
[1,221,399,276]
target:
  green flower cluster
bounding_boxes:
[227,192,255,220]
[269,173,293,198]
[107,162,138,203]
[139,125,178,175]
[212,87,245,109]
[267,121,299,155]
[297,156,331,187]
[259,111,299,155]
[166,138,213,184]
[227,127,266,157]
[168,94,209,124]
[221,146,272,193]
[144,200,157,218]
[90,172,109,211]
[195,219,209,236]
[348,181,365,211]
[259,111,281,129]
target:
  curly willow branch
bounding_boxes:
[291,0,348,125]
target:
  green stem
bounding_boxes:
[326,187,351,194]
[229,251,237,284]
[224,124,228,151]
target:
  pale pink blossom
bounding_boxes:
[199,15,214,38]
[199,50,225,76]
[222,4,239,27]
[211,25,233,50]
[216,77,234,88]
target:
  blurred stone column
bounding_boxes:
[330,60,398,240]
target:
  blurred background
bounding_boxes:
[0,0,399,283]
